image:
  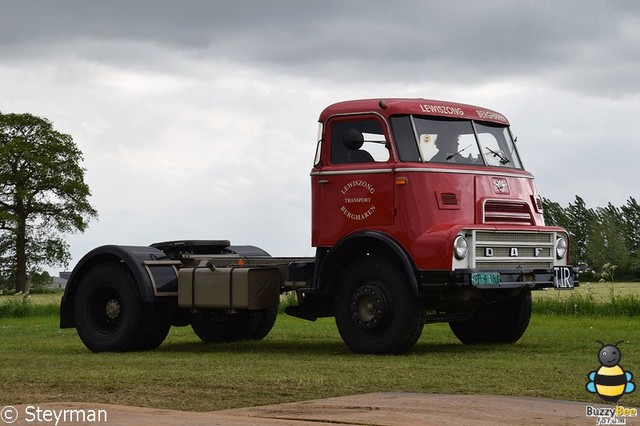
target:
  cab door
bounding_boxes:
[311,115,395,247]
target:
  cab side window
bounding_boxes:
[330,119,390,164]
[390,115,420,162]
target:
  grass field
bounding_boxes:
[533,281,640,316]
[534,281,640,301]
[1,294,640,411]
[0,292,61,318]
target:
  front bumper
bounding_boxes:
[420,266,578,290]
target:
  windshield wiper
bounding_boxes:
[446,144,472,161]
[485,147,510,165]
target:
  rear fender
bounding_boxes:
[60,245,170,328]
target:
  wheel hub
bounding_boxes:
[350,283,389,331]
[105,299,121,320]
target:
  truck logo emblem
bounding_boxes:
[340,180,376,221]
[493,179,508,194]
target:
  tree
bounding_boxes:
[621,197,640,258]
[564,196,596,265]
[587,204,629,271]
[0,112,97,292]
[542,197,569,229]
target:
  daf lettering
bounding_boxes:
[534,247,543,257]
[510,247,519,257]
[485,247,494,257]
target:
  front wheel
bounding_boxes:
[449,291,532,344]
[335,256,425,355]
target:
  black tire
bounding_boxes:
[74,262,172,352]
[136,301,175,350]
[449,291,532,344]
[191,308,277,343]
[246,307,278,340]
[191,311,238,342]
[335,256,426,355]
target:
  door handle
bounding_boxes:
[318,179,330,184]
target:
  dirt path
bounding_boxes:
[9,393,608,425]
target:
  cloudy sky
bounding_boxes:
[1,1,639,272]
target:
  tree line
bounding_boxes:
[543,196,640,280]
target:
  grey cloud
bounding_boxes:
[3,0,639,99]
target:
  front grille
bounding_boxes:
[476,231,552,244]
[473,230,555,270]
[475,261,554,270]
[484,201,534,224]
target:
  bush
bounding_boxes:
[534,292,640,316]
[0,293,60,318]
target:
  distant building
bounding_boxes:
[52,275,68,289]
[39,272,69,289]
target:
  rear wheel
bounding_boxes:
[246,307,278,340]
[191,308,277,343]
[136,301,175,350]
[449,291,532,344]
[74,262,172,352]
[335,256,425,354]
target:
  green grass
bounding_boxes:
[533,281,640,316]
[0,293,61,318]
[536,281,640,301]
[1,313,639,411]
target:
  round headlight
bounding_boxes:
[556,236,568,259]
[454,235,468,260]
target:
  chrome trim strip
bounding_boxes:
[311,167,532,178]
[311,169,394,176]
[394,167,533,179]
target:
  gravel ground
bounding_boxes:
[9,393,612,425]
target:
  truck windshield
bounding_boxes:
[390,116,523,169]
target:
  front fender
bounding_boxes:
[317,231,420,296]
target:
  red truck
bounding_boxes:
[60,98,576,355]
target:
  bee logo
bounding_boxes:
[586,340,635,403]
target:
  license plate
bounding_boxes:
[553,266,574,289]
[471,272,501,286]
